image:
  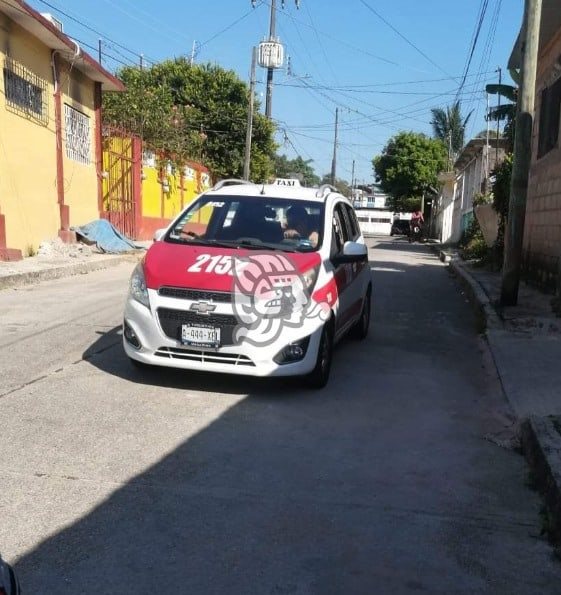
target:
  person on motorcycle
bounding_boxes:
[409,209,424,241]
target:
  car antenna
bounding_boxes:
[260,183,266,195]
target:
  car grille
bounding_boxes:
[154,347,255,367]
[157,307,238,345]
[158,286,232,303]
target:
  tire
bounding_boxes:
[351,288,371,340]
[306,320,334,389]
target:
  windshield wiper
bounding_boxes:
[235,239,298,252]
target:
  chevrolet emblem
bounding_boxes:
[190,301,216,315]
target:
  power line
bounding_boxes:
[34,0,156,63]
[200,1,265,49]
[357,0,458,81]
[455,0,489,100]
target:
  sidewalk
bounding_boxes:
[440,247,561,541]
[0,239,148,291]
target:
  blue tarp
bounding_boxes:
[72,220,144,254]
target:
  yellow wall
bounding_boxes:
[60,64,99,228]
[0,14,58,254]
[140,161,211,220]
[0,13,100,255]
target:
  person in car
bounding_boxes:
[283,205,319,247]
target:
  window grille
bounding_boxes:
[65,104,91,164]
[538,76,561,159]
[3,56,48,124]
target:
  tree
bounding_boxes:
[430,100,472,159]
[373,132,447,212]
[274,155,320,186]
[103,58,277,181]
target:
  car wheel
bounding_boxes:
[351,287,371,340]
[306,319,334,389]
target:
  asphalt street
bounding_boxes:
[1,239,560,594]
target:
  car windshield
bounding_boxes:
[166,195,324,252]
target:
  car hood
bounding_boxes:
[144,241,322,292]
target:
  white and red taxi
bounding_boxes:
[123,179,372,388]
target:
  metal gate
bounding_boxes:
[101,125,140,239]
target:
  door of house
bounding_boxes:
[101,126,140,239]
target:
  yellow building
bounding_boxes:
[0,0,123,260]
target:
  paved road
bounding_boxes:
[1,240,560,594]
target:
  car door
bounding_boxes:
[331,202,354,334]
[340,203,367,324]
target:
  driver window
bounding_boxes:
[331,205,348,256]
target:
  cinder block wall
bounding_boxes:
[524,29,561,293]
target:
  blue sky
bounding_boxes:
[29,0,524,184]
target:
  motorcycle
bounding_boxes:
[408,222,423,243]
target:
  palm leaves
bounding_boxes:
[430,100,473,158]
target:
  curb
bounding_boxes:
[442,252,503,332]
[441,248,561,545]
[521,416,561,543]
[0,253,141,291]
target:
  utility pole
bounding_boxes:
[243,47,257,181]
[331,107,339,186]
[351,159,356,200]
[265,0,277,119]
[253,0,299,119]
[484,91,490,192]
[190,40,198,65]
[501,0,542,306]
[98,39,102,65]
[140,54,144,70]
[496,66,502,166]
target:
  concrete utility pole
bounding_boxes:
[501,0,542,306]
[351,159,356,199]
[496,66,502,166]
[265,0,277,119]
[243,47,257,181]
[331,107,339,186]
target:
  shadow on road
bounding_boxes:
[12,240,553,594]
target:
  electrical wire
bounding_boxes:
[357,0,458,81]
[34,0,156,63]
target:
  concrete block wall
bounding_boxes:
[524,28,561,292]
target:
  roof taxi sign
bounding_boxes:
[273,178,301,187]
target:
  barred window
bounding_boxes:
[538,77,561,158]
[65,104,90,164]
[3,57,48,124]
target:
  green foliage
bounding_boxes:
[373,132,447,212]
[430,100,472,157]
[490,153,513,261]
[459,217,488,261]
[274,155,320,186]
[103,58,276,181]
[473,192,492,207]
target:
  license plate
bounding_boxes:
[181,324,221,348]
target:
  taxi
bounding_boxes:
[123,178,372,388]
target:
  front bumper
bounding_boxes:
[123,294,324,377]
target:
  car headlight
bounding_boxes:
[129,263,150,308]
[302,266,319,293]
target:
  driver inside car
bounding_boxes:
[283,205,319,247]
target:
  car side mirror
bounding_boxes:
[153,228,167,242]
[332,241,368,265]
